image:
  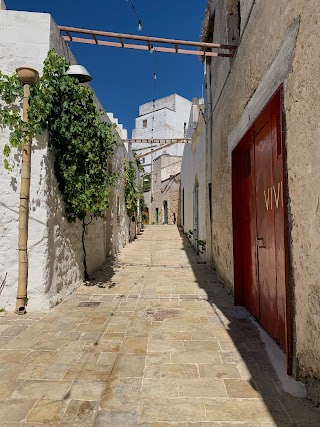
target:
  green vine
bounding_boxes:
[124,160,142,217]
[0,49,118,222]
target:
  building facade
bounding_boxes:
[181,99,207,259]
[182,0,320,404]
[145,154,182,226]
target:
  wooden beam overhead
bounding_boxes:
[58,25,236,58]
[124,138,191,144]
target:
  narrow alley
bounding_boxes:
[0,226,319,426]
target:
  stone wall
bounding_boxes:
[148,155,182,226]
[203,0,320,399]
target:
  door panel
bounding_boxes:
[193,186,199,253]
[254,122,278,342]
[272,113,287,351]
[241,141,259,318]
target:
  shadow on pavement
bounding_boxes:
[179,229,320,426]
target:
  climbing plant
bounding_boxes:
[0,49,118,222]
[124,160,142,216]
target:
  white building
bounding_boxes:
[180,98,206,258]
[131,94,192,174]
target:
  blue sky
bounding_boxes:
[6,0,206,135]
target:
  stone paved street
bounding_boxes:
[0,225,320,426]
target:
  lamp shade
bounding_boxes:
[16,67,39,84]
[65,64,92,83]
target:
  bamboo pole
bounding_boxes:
[15,67,38,314]
[15,83,31,314]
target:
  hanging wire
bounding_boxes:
[126,0,150,40]
[126,0,158,197]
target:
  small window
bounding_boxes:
[184,122,187,137]
[142,157,146,164]
[143,119,147,128]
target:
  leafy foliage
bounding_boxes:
[133,151,144,173]
[124,161,142,216]
[0,49,118,221]
[142,173,151,192]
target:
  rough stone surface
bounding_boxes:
[199,0,320,399]
[0,226,319,425]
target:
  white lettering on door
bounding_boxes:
[264,188,270,211]
[264,181,283,210]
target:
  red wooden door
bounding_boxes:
[254,121,278,342]
[241,139,259,319]
[233,88,288,355]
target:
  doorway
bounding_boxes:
[232,87,288,358]
[155,208,159,224]
[163,200,168,224]
[193,185,199,253]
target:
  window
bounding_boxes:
[143,119,147,128]
[142,157,146,164]
[184,122,187,137]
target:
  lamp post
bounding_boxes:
[15,67,38,315]
[14,63,92,314]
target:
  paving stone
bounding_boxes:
[62,399,99,426]
[120,336,149,354]
[178,378,227,398]
[142,379,179,398]
[0,350,30,363]
[26,398,67,423]
[94,410,138,427]
[0,398,37,423]
[100,377,142,411]
[139,398,206,422]
[198,363,242,379]
[144,363,199,379]
[41,363,71,380]
[111,354,146,377]
[21,350,56,364]
[145,352,171,365]
[171,351,221,364]
[69,380,105,401]
[64,363,113,380]
[0,379,24,398]
[12,380,71,400]
[204,398,290,423]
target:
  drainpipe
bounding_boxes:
[15,67,39,315]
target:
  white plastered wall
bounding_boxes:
[0,10,132,311]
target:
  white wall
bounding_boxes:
[0,10,133,311]
[181,114,207,258]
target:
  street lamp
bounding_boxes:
[15,67,39,315]
[65,64,92,83]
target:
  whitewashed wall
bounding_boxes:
[180,114,207,259]
[0,10,132,311]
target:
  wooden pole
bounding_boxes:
[15,83,31,314]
